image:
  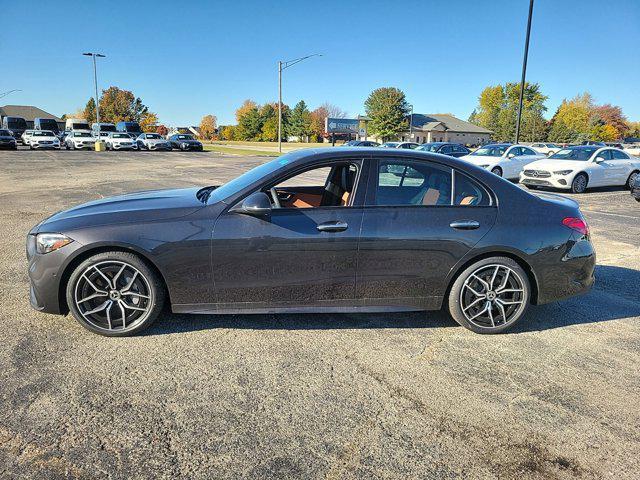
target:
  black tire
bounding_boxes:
[571,173,588,193]
[66,251,165,336]
[29,144,33,150]
[626,171,639,190]
[65,143,70,150]
[447,256,531,334]
[491,167,502,177]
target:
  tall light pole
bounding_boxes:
[83,52,106,125]
[514,0,534,144]
[278,54,322,153]
[0,89,22,100]
[408,104,414,140]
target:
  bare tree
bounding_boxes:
[321,102,348,119]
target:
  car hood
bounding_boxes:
[523,158,590,171]
[32,187,206,234]
[459,155,500,165]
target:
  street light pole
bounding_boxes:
[408,104,414,140]
[514,0,534,144]
[83,52,106,125]
[0,89,22,100]
[277,54,322,153]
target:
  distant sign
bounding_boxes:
[325,117,359,134]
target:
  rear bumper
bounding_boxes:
[535,236,596,304]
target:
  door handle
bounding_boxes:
[450,220,480,230]
[317,221,348,232]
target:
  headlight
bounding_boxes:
[36,233,73,254]
[553,170,572,175]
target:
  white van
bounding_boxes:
[65,118,91,132]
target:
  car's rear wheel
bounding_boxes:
[491,167,502,177]
[627,171,639,190]
[447,257,530,334]
[66,251,165,336]
[571,173,588,193]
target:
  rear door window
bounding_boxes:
[374,159,452,206]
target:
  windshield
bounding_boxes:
[471,145,507,157]
[208,156,291,203]
[381,143,399,148]
[7,118,27,129]
[33,131,54,136]
[112,133,130,138]
[177,135,194,140]
[0,129,11,136]
[39,120,58,129]
[549,147,597,161]
[146,134,161,139]
[122,123,142,132]
[416,143,440,152]
[100,124,117,132]
[74,132,93,138]
[72,123,90,130]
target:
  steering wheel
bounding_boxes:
[269,187,281,208]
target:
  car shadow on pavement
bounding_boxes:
[143,265,639,336]
[512,264,640,333]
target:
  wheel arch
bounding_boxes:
[442,250,540,308]
[58,244,170,314]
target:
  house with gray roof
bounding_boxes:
[0,105,65,131]
[399,114,492,145]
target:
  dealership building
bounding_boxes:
[399,114,492,145]
[0,105,65,131]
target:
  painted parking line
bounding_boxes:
[583,210,640,219]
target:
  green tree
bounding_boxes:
[83,98,96,124]
[259,103,278,141]
[364,87,410,141]
[235,100,261,140]
[310,105,329,142]
[547,93,593,143]
[289,100,312,142]
[473,85,504,135]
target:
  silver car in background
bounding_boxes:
[136,133,171,151]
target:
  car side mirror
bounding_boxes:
[594,156,605,163]
[507,153,515,159]
[231,191,272,217]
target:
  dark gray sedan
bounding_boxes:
[27,148,595,336]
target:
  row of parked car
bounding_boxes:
[0,117,204,152]
[343,140,640,194]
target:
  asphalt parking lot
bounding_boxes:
[1,148,639,479]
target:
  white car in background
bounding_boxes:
[21,130,35,146]
[29,130,60,149]
[459,143,545,179]
[379,142,420,149]
[530,142,561,156]
[65,131,96,150]
[622,144,640,157]
[520,145,640,193]
[136,133,172,151]
[105,132,138,151]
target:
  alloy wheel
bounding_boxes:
[460,264,526,329]
[572,174,587,193]
[74,261,153,332]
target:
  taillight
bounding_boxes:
[562,217,589,236]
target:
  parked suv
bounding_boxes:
[2,116,28,143]
[116,121,142,140]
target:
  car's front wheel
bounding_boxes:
[447,256,530,334]
[571,173,588,193]
[491,167,502,177]
[66,251,165,336]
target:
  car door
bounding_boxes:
[589,149,613,186]
[502,146,522,179]
[356,156,497,310]
[610,149,632,185]
[209,158,368,310]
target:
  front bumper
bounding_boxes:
[32,142,60,149]
[26,234,83,315]
[520,173,572,189]
[112,143,135,150]
[148,143,171,150]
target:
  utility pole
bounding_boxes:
[277,54,322,153]
[83,53,106,125]
[408,104,414,140]
[515,0,534,144]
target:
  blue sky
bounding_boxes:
[1,0,638,126]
